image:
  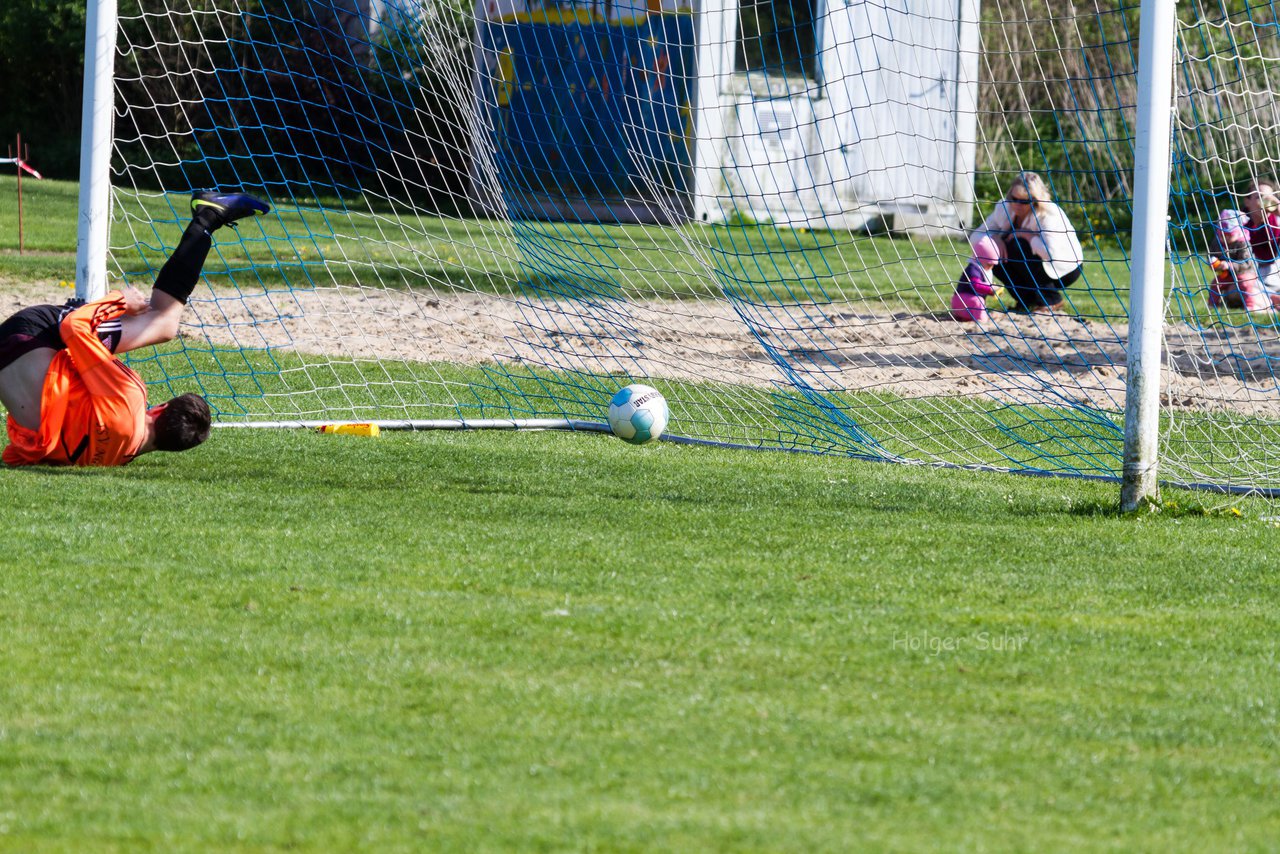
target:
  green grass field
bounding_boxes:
[1,429,1278,851]
[4,178,1280,850]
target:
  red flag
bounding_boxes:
[15,159,42,179]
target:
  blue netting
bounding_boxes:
[104,0,1280,490]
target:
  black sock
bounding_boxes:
[153,220,214,304]
[193,206,224,233]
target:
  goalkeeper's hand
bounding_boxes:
[121,285,151,316]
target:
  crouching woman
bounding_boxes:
[971,171,1084,313]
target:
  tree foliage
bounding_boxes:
[0,0,91,178]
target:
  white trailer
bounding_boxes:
[691,0,980,232]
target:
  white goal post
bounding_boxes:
[76,0,118,304]
[1122,0,1177,511]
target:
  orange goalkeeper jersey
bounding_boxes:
[3,293,148,467]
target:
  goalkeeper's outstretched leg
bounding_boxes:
[116,191,271,353]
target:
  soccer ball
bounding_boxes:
[607,384,669,445]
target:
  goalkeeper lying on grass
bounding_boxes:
[0,191,268,466]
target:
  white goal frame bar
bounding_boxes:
[1121,0,1176,511]
[76,0,117,304]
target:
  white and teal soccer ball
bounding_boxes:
[607,384,669,445]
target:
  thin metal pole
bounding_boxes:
[213,419,614,433]
[1121,0,1177,512]
[16,134,23,255]
[75,0,118,303]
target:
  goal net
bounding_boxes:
[106,0,1280,492]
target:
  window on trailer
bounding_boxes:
[736,0,819,80]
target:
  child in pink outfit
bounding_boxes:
[1208,209,1272,313]
[951,235,1002,322]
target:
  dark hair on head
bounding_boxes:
[155,393,212,452]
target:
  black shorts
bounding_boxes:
[0,301,121,372]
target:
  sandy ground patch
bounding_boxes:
[6,280,1280,419]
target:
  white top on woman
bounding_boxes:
[972,200,1084,281]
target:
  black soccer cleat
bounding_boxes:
[191,190,271,228]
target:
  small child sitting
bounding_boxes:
[1208,209,1271,313]
[951,235,1002,322]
